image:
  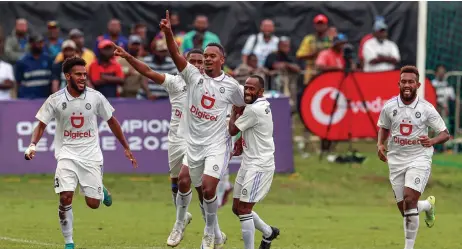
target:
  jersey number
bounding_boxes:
[54,178,60,188]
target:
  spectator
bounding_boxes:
[94,19,128,56]
[0,36,15,100]
[183,32,204,56]
[54,29,96,68]
[241,19,279,67]
[362,20,400,72]
[358,16,385,69]
[296,14,332,84]
[15,35,53,99]
[4,18,29,65]
[156,12,186,49]
[180,15,220,54]
[432,65,455,119]
[264,36,301,108]
[132,23,148,57]
[137,39,177,99]
[88,39,124,98]
[51,40,76,93]
[315,33,350,72]
[43,21,64,60]
[117,35,147,98]
[233,53,268,85]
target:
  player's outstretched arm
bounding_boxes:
[160,10,187,72]
[25,121,47,160]
[113,43,166,84]
[107,116,138,168]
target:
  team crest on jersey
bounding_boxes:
[415,112,421,118]
[393,109,397,117]
[265,107,271,114]
[219,87,225,93]
[182,86,187,92]
[62,102,67,110]
[242,189,247,195]
[201,92,215,109]
[70,112,85,128]
[85,103,91,110]
[213,165,219,171]
[198,79,203,85]
[399,119,413,136]
[415,177,420,185]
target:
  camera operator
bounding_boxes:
[315,33,356,73]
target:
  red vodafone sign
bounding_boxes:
[299,70,437,141]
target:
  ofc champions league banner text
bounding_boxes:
[0,98,294,175]
[299,70,437,141]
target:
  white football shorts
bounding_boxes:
[168,142,187,178]
[389,162,431,202]
[54,158,103,200]
[233,168,274,203]
[186,138,233,187]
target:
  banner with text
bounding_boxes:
[299,71,437,141]
[0,98,294,175]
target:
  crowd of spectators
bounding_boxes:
[0,14,405,104]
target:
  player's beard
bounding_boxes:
[400,87,417,102]
[70,77,85,94]
[245,93,258,104]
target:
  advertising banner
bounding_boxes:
[299,71,437,141]
[0,98,294,175]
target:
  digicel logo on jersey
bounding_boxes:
[64,130,92,139]
[190,105,218,121]
[64,112,92,139]
[393,136,421,146]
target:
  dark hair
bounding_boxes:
[400,65,419,80]
[206,42,225,57]
[435,64,446,71]
[249,74,265,89]
[62,56,87,74]
[186,48,204,58]
[248,53,257,59]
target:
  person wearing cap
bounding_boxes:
[241,19,279,68]
[88,39,124,98]
[94,19,128,57]
[362,19,400,72]
[315,33,349,72]
[296,14,333,84]
[137,38,177,100]
[117,35,147,98]
[15,34,53,99]
[358,16,385,69]
[44,21,64,60]
[51,40,77,93]
[54,29,96,69]
[4,18,30,65]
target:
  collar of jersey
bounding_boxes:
[204,71,226,81]
[253,97,267,104]
[64,87,87,101]
[397,95,419,109]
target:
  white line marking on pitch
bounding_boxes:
[0,236,60,247]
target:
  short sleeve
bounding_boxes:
[425,106,447,133]
[35,97,56,125]
[180,62,202,85]
[296,36,313,58]
[163,74,183,94]
[5,63,15,81]
[377,106,391,129]
[51,63,61,81]
[315,50,328,66]
[235,106,258,132]
[241,35,256,56]
[114,63,124,78]
[96,94,115,121]
[390,42,401,62]
[362,40,377,64]
[226,84,245,107]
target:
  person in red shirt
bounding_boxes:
[88,39,124,98]
[315,33,348,72]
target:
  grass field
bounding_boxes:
[1,144,462,249]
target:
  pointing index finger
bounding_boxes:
[166,10,169,20]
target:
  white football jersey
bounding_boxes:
[180,63,246,146]
[235,97,275,170]
[35,87,114,164]
[163,74,187,144]
[377,95,447,165]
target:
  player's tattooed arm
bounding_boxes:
[160,10,187,72]
[107,116,138,168]
[113,44,166,84]
[377,127,389,162]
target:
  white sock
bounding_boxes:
[172,192,177,208]
[216,181,225,207]
[403,208,419,249]
[174,190,192,230]
[417,200,431,213]
[199,203,206,222]
[239,214,255,249]
[59,204,73,244]
[214,214,223,243]
[203,196,218,235]
[252,211,272,238]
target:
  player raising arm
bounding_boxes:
[228,75,279,249]
[24,56,137,249]
[377,65,449,249]
[161,10,246,249]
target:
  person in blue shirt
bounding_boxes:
[15,35,53,99]
[44,21,64,61]
[94,19,128,57]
